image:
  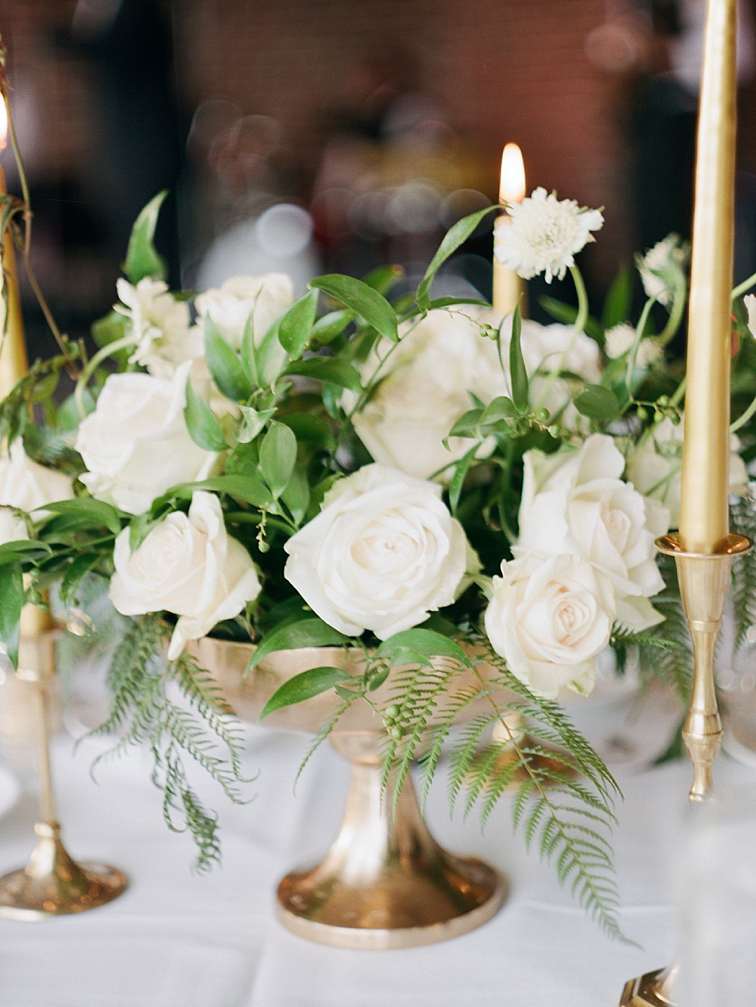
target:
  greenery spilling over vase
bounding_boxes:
[5,143,756,938]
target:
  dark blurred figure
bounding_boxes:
[69,0,183,285]
[627,1,697,256]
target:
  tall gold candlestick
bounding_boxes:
[493,143,526,317]
[679,0,737,555]
[0,165,28,399]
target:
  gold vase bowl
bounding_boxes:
[192,637,509,949]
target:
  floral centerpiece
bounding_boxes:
[5,154,756,939]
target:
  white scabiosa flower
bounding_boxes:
[636,234,688,306]
[494,187,604,283]
[604,323,661,367]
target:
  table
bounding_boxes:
[0,692,753,1007]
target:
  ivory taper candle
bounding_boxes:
[0,98,27,399]
[0,100,50,636]
[679,0,737,554]
[493,143,526,316]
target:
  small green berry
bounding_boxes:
[657,394,670,408]
[536,408,550,423]
[669,411,681,425]
[653,410,664,423]
[636,406,648,421]
[547,424,560,439]
[386,704,400,719]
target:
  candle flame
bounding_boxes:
[0,97,7,149]
[499,143,525,205]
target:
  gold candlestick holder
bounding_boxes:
[618,532,752,1006]
[0,620,128,920]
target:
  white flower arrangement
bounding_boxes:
[6,175,756,938]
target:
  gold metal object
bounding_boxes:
[0,624,128,920]
[618,533,751,1003]
[619,966,678,1006]
[656,533,752,802]
[192,637,509,947]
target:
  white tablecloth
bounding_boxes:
[0,698,753,1007]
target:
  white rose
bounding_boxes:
[75,361,220,515]
[626,415,748,530]
[109,491,261,660]
[284,463,470,639]
[0,440,73,512]
[350,308,510,480]
[0,507,30,545]
[485,553,616,698]
[116,277,203,379]
[516,434,669,630]
[194,273,293,350]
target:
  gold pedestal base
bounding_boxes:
[276,735,508,948]
[619,968,676,1006]
[0,821,128,921]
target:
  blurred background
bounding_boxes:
[4,0,756,360]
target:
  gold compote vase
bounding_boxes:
[191,637,509,949]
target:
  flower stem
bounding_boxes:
[534,264,588,411]
[625,296,656,391]
[3,83,80,376]
[732,271,756,301]
[657,274,686,347]
[74,333,138,419]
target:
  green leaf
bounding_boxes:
[376,628,471,667]
[60,553,100,606]
[574,384,621,420]
[601,264,632,334]
[184,379,229,451]
[240,316,259,386]
[205,319,253,402]
[255,322,287,387]
[280,465,310,524]
[449,444,480,513]
[311,309,354,345]
[0,564,23,667]
[310,275,398,343]
[362,264,403,296]
[237,405,276,444]
[284,357,362,393]
[416,204,498,308]
[509,303,529,411]
[0,541,52,569]
[249,616,352,668]
[448,408,483,438]
[259,421,297,498]
[278,289,318,360]
[259,665,353,719]
[38,499,122,536]
[123,190,168,284]
[480,395,519,426]
[160,475,273,509]
[278,413,335,451]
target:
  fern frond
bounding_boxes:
[731,493,756,651]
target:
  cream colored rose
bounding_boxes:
[109,491,261,660]
[284,463,470,639]
[0,440,73,512]
[516,434,669,631]
[0,507,30,545]
[350,308,510,480]
[625,415,747,530]
[116,277,203,378]
[485,553,615,698]
[75,361,219,515]
[194,273,293,350]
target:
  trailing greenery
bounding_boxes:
[86,615,250,870]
